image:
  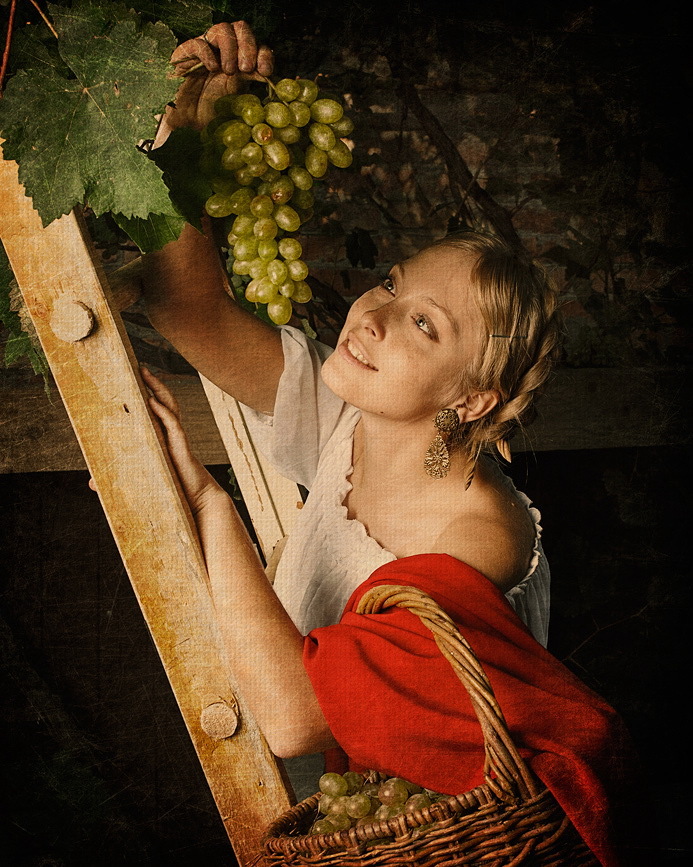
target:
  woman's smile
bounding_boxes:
[338,336,378,371]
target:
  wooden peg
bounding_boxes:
[200,699,240,740]
[49,298,96,342]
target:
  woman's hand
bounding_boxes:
[155,21,274,144]
[141,366,225,515]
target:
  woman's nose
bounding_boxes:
[360,306,386,340]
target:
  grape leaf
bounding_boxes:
[0,0,180,226]
[149,127,212,229]
[113,211,186,252]
[134,1,213,38]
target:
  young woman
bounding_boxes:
[139,23,642,864]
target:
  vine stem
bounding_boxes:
[0,0,18,98]
[26,0,59,39]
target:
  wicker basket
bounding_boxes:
[263,584,599,866]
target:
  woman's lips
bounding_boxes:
[339,337,378,370]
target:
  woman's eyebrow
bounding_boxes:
[425,297,460,336]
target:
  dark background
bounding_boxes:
[1,1,691,864]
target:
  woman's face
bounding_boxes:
[321,245,487,423]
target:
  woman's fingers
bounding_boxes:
[170,22,273,79]
[140,366,180,418]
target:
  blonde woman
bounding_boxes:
[138,22,640,865]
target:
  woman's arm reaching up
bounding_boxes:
[143,366,337,758]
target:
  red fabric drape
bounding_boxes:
[303,554,647,867]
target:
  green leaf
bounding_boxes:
[113,211,186,252]
[0,0,179,225]
[134,1,213,38]
[149,127,212,228]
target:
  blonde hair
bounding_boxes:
[426,231,561,462]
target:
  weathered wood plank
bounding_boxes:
[200,376,302,560]
[3,364,689,474]
[0,148,292,865]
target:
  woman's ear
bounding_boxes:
[456,389,499,423]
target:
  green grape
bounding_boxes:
[242,103,265,126]
[263,166,282,183]
[378,778,409,807]
[234,166,256,186]
[343,771,364,794]
[331,115,355,136]
[318,793,335,815]
[355,814,378,827]
[275,78,301,102]
[232,214,256,236]
[220,147,246,172]
[319,773,349,797]
[278,237,302,260]
[241,142,264,164]
[263,140,291,171]
[249,194,274,218]
[257,238,279,260]
[310,819,335,835]
[287,258,309,281]
[251,122,274,145]
[200,116,227,143]
[213,94,238,117]
[231,258,253,275]
[267,259,288,285]
[296,78,319,105]
[218,120,252,149]
[269,176,294,204]
[249,258,269,279]
[374,804,401,822]
[346,793,372,818]
[246,161,268,178]
[292,281,312,303]
[292,188,314,210]
[265,101,292,128]
[278,279,295,297]
[228,187,254,214]
[204,193,235,218]
[274,204,301,232]
[232,93,262,113]
[404,793,432,813]
[327,794,349,816]
[211,176,239,195]
[288,100,312,127]
[253,216,279,239]
[305,145,328,177]
[327,139,353,168]
[309,122,336,151]
[233,236,259,260]
[245,279,260,302]
[361,783,380,798]
[256,277,279,304]
[325,812,351,832]
[226,231,239,247]
[274,124,301,144]
[288,165,313,190]
[406,781,424,795]
[310,98,344,124]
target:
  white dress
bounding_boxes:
[243,326,551,647]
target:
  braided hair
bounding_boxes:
[426,231,561,465]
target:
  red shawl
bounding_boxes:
[303,554,647,866]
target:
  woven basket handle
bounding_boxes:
[354,584,540,802]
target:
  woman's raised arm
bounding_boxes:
[142,22,284,415]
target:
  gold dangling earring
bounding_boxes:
[424,409,460,479]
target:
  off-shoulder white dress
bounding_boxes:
[243,326,551,647]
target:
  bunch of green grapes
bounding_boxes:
[309,772,446,837]
[199,77,355,325]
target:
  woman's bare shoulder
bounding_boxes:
[429,465,536,593]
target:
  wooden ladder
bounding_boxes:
[0,145,303,865]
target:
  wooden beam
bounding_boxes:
[0,148,292,865]
[3,364,689,475]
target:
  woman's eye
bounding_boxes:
[414,314,432,335]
